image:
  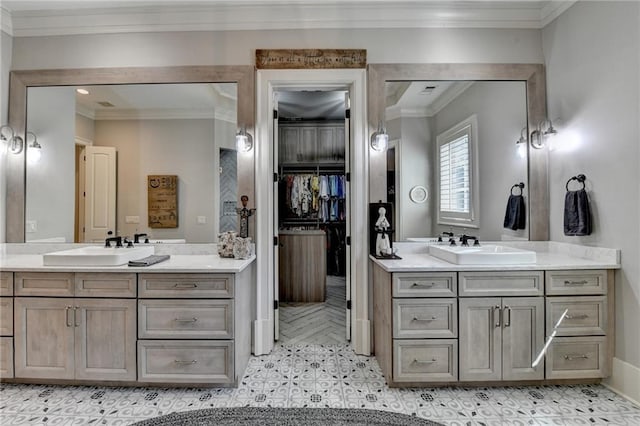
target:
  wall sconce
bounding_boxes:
[370,121,389,152]
[515,127,527,159]
[236,125,253,153]
[0,124,25,154]
[26,131,42,164]
[530,119,558,150]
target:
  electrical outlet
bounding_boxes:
[26,220,37,233]
[125,216,140,224]
[197,216,206,224]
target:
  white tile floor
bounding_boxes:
[1,342,639,425]
[1,277,639,425]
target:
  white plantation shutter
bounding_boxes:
[437,115,479,227]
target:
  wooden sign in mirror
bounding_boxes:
[148,175,178,228]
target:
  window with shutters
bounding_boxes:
[436,114,479,228]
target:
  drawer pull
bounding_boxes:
[65,306,73,327]
[412,316,438,322]
[174,317,198,323]
[74,306,80,327]
[174,283,198,288]
[565,314,589,320]
[412,358,437,364]
[503,306,511,327]
[174,359,197,365]
[411,282,434,288]
[494,305,501,327]
[564,354,589,361]
[563,280,588,286]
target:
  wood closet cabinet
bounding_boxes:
[278,230,327,302]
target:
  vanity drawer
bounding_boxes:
[392,272,457,297]
[393,339,458,382]
[138,274,234,298]
[15,272,75,297]
[0,272,13,296]
[546,336,607,379]
[545,270,607,295]
[393,298,457,338]
[546,296,606,336]
[459,271,543,297]
[0,337,13,378]
[75,273,137,298]
[139,299,233,339]
[0,298,13,336]
[138,340,233,383]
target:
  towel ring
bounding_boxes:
[565,174,586,191]
[510,182,525,196]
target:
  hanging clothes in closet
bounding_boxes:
[281,173,346,222]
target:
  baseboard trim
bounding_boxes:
[604,357,640,406]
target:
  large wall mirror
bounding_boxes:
[368,64,549,241]
[6,66,255,243]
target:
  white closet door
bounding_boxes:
[273,95,280,341]
[83,146,117,243]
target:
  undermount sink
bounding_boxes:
[43,246,155,266]
[428,244,536,265]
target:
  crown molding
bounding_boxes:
[4,2,561,37]
[540,0,577,27]
[1,8,13,36]
[91,107,236,122]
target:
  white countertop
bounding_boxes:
[370,241,621,272]
[0,254,255,273]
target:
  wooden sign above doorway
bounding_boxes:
[256,49,366,69]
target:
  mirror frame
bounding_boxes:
[367,63,548,241]
[6,66,255,243]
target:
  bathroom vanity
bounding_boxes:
[0,250,255,387]
[371,242,619,387]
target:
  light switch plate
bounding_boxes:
[26,220,37,233]
[197,216,207,224]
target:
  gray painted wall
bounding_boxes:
[543,1,640,369]
[26,87,76,242]
[94,118,221,243]
[434,81,528,241]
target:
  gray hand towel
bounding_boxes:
[564,189,591,236]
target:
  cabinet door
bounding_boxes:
[502,297,544,381]
[279,127,299,163]
[14,297,75,379]
[299,127,317,162]
[459,297,501,381]
[316,127,335,162]
[74,299,137,381]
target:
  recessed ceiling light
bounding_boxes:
[76,88,89,95]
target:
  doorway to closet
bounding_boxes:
[274,89,350,345]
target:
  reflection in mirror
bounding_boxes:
[385,80,528,242]
[25,83,237,243]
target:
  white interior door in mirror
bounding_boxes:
[82,146,116,242]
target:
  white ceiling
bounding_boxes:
[1,1,577,36]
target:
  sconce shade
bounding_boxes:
[27,131,42,164]
[370,122,388,152]
[530,119,557,150]
[236,126,253,152]
[0,124,25,154]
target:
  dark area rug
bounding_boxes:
[132,407,442,425]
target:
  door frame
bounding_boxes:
[255,69,369,356]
